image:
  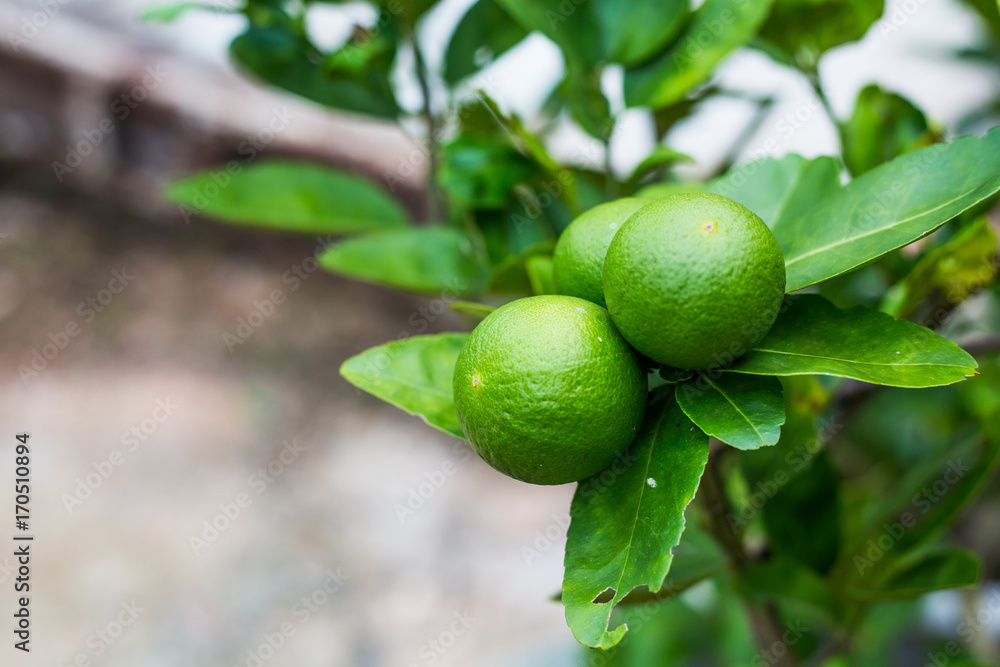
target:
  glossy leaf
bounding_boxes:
[525,255,556,295]
[618,521,726,605]
[882,218,998,318]
[444,0,527,83]
[598,0,689,66]
[676,373,785,450]
[759,0,884,61]
[168,161,409,233]
[340,334,468,439]
[842,84,936,176]
[624,0,774,109]
[231,27,399,119]
[319,227,490,294]
[776,129,1000,291]
[726,295,978,387]
[563,394,709,649]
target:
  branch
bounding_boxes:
[411,36,442,222]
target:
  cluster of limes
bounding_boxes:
[454,193,786,485]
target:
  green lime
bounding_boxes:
[603,193,786,370]
[453,295,647,485]
[553,198,647,307]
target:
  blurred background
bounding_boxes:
[1,0,999,665]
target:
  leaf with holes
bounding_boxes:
[563,393,709,649]
[676,373,785,450]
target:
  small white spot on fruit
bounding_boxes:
[576,307,586,314]
[598,337,603,342]
[471,373,481,388]
[646,478,657,488]
[702,221,717,234]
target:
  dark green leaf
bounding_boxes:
[726,295,978,387]
[624,0,774,109]
[738,556,837,616]
[563,394,709,649]
[496,0,602,69]
[627,146,695,187]
[598,0,689,66]
[659,366,695,384]
[558,64,612,139]
[882,218,998,318]
[676,373,785,450]
[439,137,536,210]
[444,0,528,83]
[340,333,468,438]
[854,548,981,600]
[319,227,490,294]
[617,521,726,605]
[167,161,409,233]
[759,0,884,62]
[843,84,936,176]
[775,129,1000,291]
[231,27,399,119]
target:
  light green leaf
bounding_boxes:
[444,0,528,83]
[759,0,884,62]
[141,2,227,22]
[563,394,709,649]
[726,295,978,387]
[627,146,695,187]
[776,129,1000,291]
[525,255,556,295]
[882,218,998,318]
[676,373,785,450]
[340,334,468,439]
[319,227,490,294]
[597,0,689,66]
[624,0,774,109]
[707,154,842,229]
[168,161,409,233]
[450,300,496,319]
[854,548,981,600]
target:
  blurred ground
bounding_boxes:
[0,190,582,666]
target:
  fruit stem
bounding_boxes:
[700,447,800,667]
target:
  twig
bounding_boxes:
[411,36,442,222]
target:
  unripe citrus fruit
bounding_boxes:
[453,295,646,485]
[553,198,647,307]
[603,193,785,370]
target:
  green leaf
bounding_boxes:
[439,137,536,210]
[525,255,556,295]
[726,295,978,388]
[854,548,981,600]
[558,64,612,139]
[759,0,884,62]
[842,84,936,177]
[141,2,227,22]
[626,146,695,187]
[230,27,399,119]
[624,0,775,109]
[775,129,1000,291]
[496,0,602,69]
[563,394,709,649]
[319,227,490,294]
[444,0,528,83]
[167,161,409,233]
[340,334,468,439]
[882,218,998,318]
[617,521,726,605]
[450,300,496,319]
[676,373,785,450]
[738,556,837,616]
[708,154,841,232]
[597,0,689,66]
